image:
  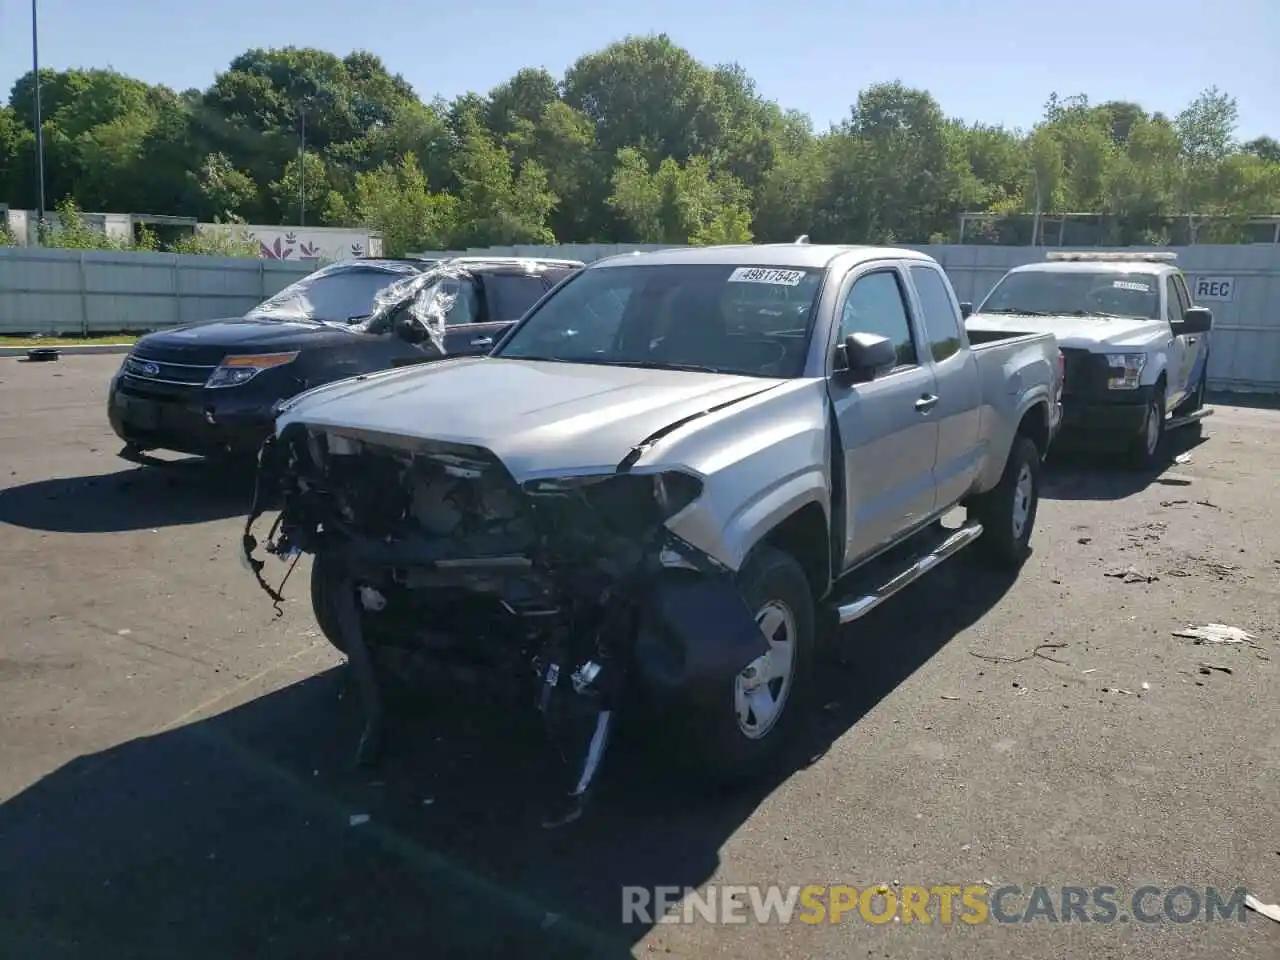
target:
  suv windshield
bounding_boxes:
[252,262,422,324]
[494,263,824,378]
[978,270,1161,320]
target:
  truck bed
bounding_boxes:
[966,327,1048,347]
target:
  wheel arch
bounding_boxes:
[748,501,832,602]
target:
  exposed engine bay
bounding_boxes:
[242,421,768,826]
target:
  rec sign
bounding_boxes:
[1192,276,1236,302]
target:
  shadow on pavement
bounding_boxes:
[0,456,254,533]
[0,555,1016,960]
[1041,427,1209,502]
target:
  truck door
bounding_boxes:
[906,263,983,510]
[1167,273,1201,408]
[828,265,940,569]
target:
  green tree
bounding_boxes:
[351,152,458,255]
[450,118,557,246]
[1,39,1276,252]
[188,152,258,220]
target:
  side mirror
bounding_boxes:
[959,302,973,319]
[1174,306,1213,335]
[836,332,898,383]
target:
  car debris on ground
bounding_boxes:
[1244,893,1280,924]
[1173,624,1259,646]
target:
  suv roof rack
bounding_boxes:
[1045,251,1177,263]
[442,255,584,268]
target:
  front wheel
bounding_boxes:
[310,552,347,654]
[683,546,816,784]
[1127,386,1166,470]
[970,435,1040,568]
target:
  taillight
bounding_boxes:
[1057,349,1066,399]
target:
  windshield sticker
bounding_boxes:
[1112,280,1151,293]
[727,267,807,287]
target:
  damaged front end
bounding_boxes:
[243,423,767,826]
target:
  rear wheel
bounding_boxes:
[683,546,815,784]
[970,435,1040,568]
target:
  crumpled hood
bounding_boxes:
[277,357,784,481]
[967,312,1166,351]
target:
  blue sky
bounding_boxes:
[1,0,1276,139]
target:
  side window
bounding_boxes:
[838,270,917,368]
[441,278,479,325]
[484,275,550,322]
[1169,274,1192,320]
[909,265,964,362]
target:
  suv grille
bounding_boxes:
[123,353,216,389]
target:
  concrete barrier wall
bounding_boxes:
[0,248,315,335]
[3,243,1278,392]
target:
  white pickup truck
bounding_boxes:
[243,242,1063,824]
[963,251,1214,468]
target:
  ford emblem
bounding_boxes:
[140,361,160,376]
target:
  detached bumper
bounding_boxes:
[1059,385,1154,444]
[108,378,276,457]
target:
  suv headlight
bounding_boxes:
[1105,353,1146,390]
[205,351,298,389]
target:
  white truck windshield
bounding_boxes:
[496,263,823,378]
[980,270,1161,321]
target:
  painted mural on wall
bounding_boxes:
[196,222,380,262]
[253,231,367,261]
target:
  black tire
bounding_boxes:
[1126,382,1166,471]
[310,553,347,654]
[970,435,1040,568]
[310,554,422,708]
[683,546,816,785]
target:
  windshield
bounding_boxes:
[252,263,422,324]
[978,270,1161,320]
[494,263,824,378]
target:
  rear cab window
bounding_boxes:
[908,265,965,362]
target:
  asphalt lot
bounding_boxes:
[0,354,1277,959]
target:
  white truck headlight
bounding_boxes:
[1105,353,1146,390]
[205,351,299,389]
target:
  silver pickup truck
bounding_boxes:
[243,242,1063,825]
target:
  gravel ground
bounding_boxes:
[0,355,1276,959]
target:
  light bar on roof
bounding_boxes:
[1045,251,1178,263]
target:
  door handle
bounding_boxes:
[470,336,494,348]
[915,394,939,413]
[1186,337,1197,344]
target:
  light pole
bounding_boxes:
[31,0,47,234]
[298,104,306,227]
